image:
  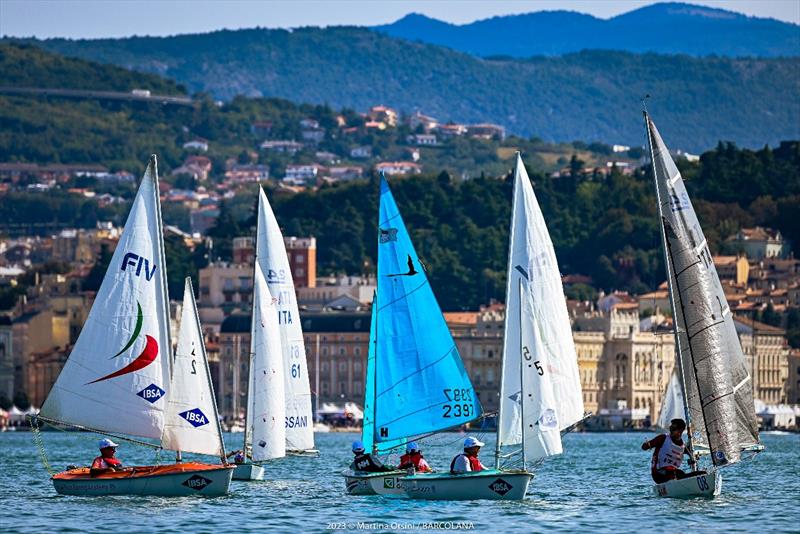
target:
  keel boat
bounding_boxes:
[37,157,233,496]
[233,249,286,480]
[256,188,316,456]
[645,111,762,498]
[345,176,483,496]
[404,154,587,500]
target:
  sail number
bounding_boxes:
[523,347,544,376]
[291,363,300,378]
[696,476,709,491]
[442,388,474,418]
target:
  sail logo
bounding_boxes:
[488,478,513,496]
[87,301,159,384]
[121,252,157,281]
[182,474,212,491]
[538,408,559,429]
[669,191,690,213]
[179,408,209,428]
[286,415,307,428]
[379,427,389,438]
[378,227,398,243]
[136,383,165,403]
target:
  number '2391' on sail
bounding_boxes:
[645,113,762,499]
[32,156,233,496]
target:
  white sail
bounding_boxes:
[256,187,314,451]
[162,278,225,457]
[657,370,684,430]
[40,156,172,441]
[499,154,585,461]
[248,262,287,461]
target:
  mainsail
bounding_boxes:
[498,154,585,461]
[657,370,684,430]
[40,156,172,441]
[256,187,314,451]
[162,278,225,458]
[646,114,760,466]
[372,176,482,446]
[246,262,287,462]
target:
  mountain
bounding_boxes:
[374,3,800,58]
[9,28,800,151]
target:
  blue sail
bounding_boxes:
[373,176,482,445]
[362,294,404,453]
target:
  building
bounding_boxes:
[182,138,209,152]
[407,111,438,133]
[788,349,800,404]
[297,275,375,310]
[285,237,317,288]
[171,155,212,181]
[727,227,785,260]
[260,140,303,154]
[250,121,273,139]
[0,316,13,400]
[374,161,422,176]
[350,146,372,159]
[734,317,790,404]
[26,345,69,408]
[224,164,269,183]
[714,255,750,286]
[328,166,364,181]
[284,164,324,184]
[406,134,437,146]
[466,123,506,141]
[367,105,398,127]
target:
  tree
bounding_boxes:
[83,245,113,292]
[13,391,30,410]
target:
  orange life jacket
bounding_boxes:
[93,456,122,469]
[399,453,431,472]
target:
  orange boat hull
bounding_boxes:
[52,462,234,496]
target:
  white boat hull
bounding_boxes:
[232,463,265,481]
[401,470,533,500]
[287,449,320,457]
[343,471,407,495]
[653,470,721,498]
[51,463,234,497]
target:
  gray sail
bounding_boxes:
[646,115,759,466]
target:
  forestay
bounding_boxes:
[256,187,314,452]
[162,278,225,457]
[373,177,482,445]
[40,156,172,441]
[657,371,684,430]
[247,262,287,461]
[498,154,584,461]
[647,115,760,466]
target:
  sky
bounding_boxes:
[0,0,798,39]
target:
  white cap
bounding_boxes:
[98,438,119,450]
[352,440,365,453]
[406,441,420,452]
[463,436,485,448]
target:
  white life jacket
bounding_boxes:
[654,433,684,470]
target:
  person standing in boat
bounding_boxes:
[642,418,705,483]
[450,437,488,474]
[90,438,126,476]
[350,440,393,473]
[398,442,432,473]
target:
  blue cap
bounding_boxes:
[406,442,420,452]
[352,440,365,453]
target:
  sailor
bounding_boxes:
[398,442,432,473]
[90,438,125,476]
[350,440,392,473]
[450,436,488,474]
[226,449,246,464]
[642,418,706,483]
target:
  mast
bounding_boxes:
[315,334,320,424]
[644,111,694,452]
[371,290,378,456]
[518,278,526,469]
[244,207,260,455]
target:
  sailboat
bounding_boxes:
[656,370,683,430]
[34,156,233,496]
[232,259,286,481]
[255,187,316,455]
[645,111,762,498]
[345,176,483,496]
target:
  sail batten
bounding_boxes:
[647,115,760,466]
[373,176,481,444]
[40,157,172,442]
[256,188,314,452]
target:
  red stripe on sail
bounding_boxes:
[88,335,159,384]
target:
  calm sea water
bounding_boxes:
[1,430,797,533]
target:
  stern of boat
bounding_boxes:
[232,463,265,481]
[653,470,719,499]
[401,470,533,501]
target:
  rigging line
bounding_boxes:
[378,211,401,228]
[34,415,163,450]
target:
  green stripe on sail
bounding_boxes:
[111,301,143,359]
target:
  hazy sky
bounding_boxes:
[0,0,797,39]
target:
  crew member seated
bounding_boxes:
[398,442,432,473]
[90,438,125,477]
[642,418,706,483]
[450,436,488,474]
[350,440,392,473]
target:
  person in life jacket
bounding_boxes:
[350,440,393,473]
[450,436,488,474]
[226,449,247,464]
[398,442,432,473]
[642,418,706,484]
[90,438,125,477]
